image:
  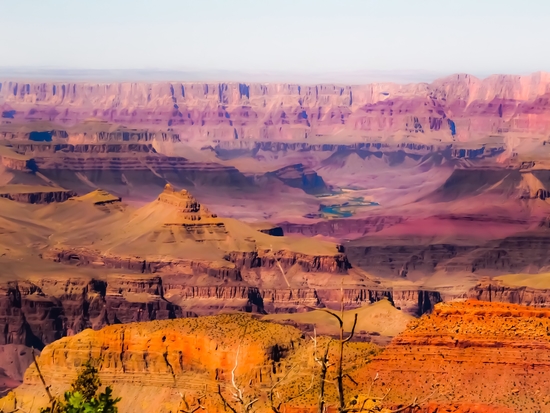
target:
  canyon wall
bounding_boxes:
[0,189,76,204]
[361,300,550,412]
[466,281,550,307]
[6,302,548,412]
[1,314,382,413]
[0,275,440,351]
[2,72,550,142]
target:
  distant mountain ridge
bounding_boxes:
[2,72,550,143]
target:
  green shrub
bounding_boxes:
[40,360,121,413]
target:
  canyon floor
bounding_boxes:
[2,73,550,411]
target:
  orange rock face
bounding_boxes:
[2,314,379,413]
[6,302,550,412]
[360,300,550,412]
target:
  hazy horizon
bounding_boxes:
[1,0,549,84]
[1,67,549,85]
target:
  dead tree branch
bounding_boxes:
[31,347,59,412]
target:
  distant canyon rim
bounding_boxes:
[2,72,550,411]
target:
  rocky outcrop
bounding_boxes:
[360,301,550,412]
[0,344,36,396]
[3,73,550,142]
[43,248,243,280]
[41,186,352,277]
[262,288,442,316]
[264,163,329,195]
[0,188,76,204]
[279,216,404,238]
[1,142,252,189]
[346,241,476,276]
[224,250,350,273]
[0,274,440,355]
[44,248,351,278]
[0,279,190,350]
[157,184,219,220]
[0,129,180,143]
[2,314,380,413]
[466,280,550,307]
[0,149,34,172]
[5,303,547,412]
[346,226,550,277]
[8,142,158,154]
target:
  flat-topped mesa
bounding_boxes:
[0,186,76,204]
[0,129,180,144]
[71,189,122,206]
[8,143,158,155]
[158,184,219,222]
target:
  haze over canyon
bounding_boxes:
[2,71,550,412]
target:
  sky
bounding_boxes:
[0,0,549,82]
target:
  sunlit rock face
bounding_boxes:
[2,72,550,143]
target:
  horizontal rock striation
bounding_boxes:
[43,247,350,278]
[2,314,380,413]
[0,189,76,204]
[361,300,550,412]
[3,73,550,142]
[0,278,191,350]
[466,281,550,307]
[278,216,404,238]
[213,140,506,160]
[346,227,550,276]
[0,129,180,143]
[8,143,158,154]
[1,142,252,189]
[0,274,440,352]
[223,250,350,274]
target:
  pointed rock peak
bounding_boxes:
[157,185,218,221]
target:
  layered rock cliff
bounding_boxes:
[0,278,188,350]
[0,186,76,204]
[1,314,380,413]
[346,225,550,277]
[42,185,352,278]
[0,273,440,354]
[279,216,404,238]
[6,142,249,179]
[3,73,550,142]
[5,302,547,412]
[466,280,550,307]
[360,300,550,412]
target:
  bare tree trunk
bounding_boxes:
[32,347,58,412]
[317,343,330,413]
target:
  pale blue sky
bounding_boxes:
[0,0,549,81]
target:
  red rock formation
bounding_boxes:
[0,278,189,350]
[6,303,549,412]
[2,314,380,413]
[2,73,550,142]
[360,300,550,412]
[466,280,550,307]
